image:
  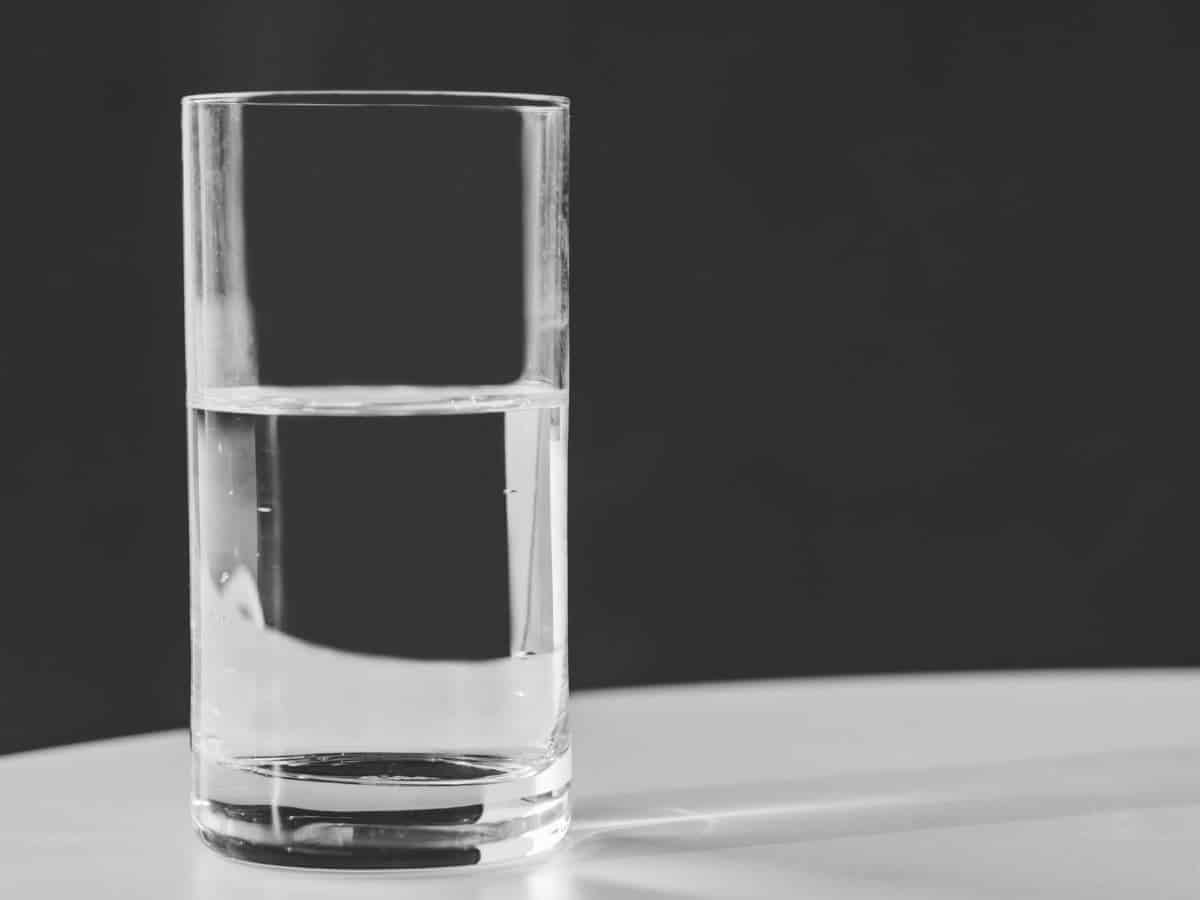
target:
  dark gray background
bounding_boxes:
[3,2,1196,755]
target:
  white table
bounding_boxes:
[3,671,1200,898]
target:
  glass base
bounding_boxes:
[192,752,570,869]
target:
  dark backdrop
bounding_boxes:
[3,2,1196,755]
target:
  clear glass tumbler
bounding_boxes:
[182,91,569,868]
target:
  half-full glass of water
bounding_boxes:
[183,91,569,868]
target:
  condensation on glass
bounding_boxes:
[183,91,569,869]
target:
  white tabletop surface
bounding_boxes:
[3,670,1200,898]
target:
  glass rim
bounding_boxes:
[182,90,569,110]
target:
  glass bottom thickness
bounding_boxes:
[192,752,571,869]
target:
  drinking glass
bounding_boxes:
[182,91,569,868]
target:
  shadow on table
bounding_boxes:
[186,747,1200,900]
[564,746,1200,860]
